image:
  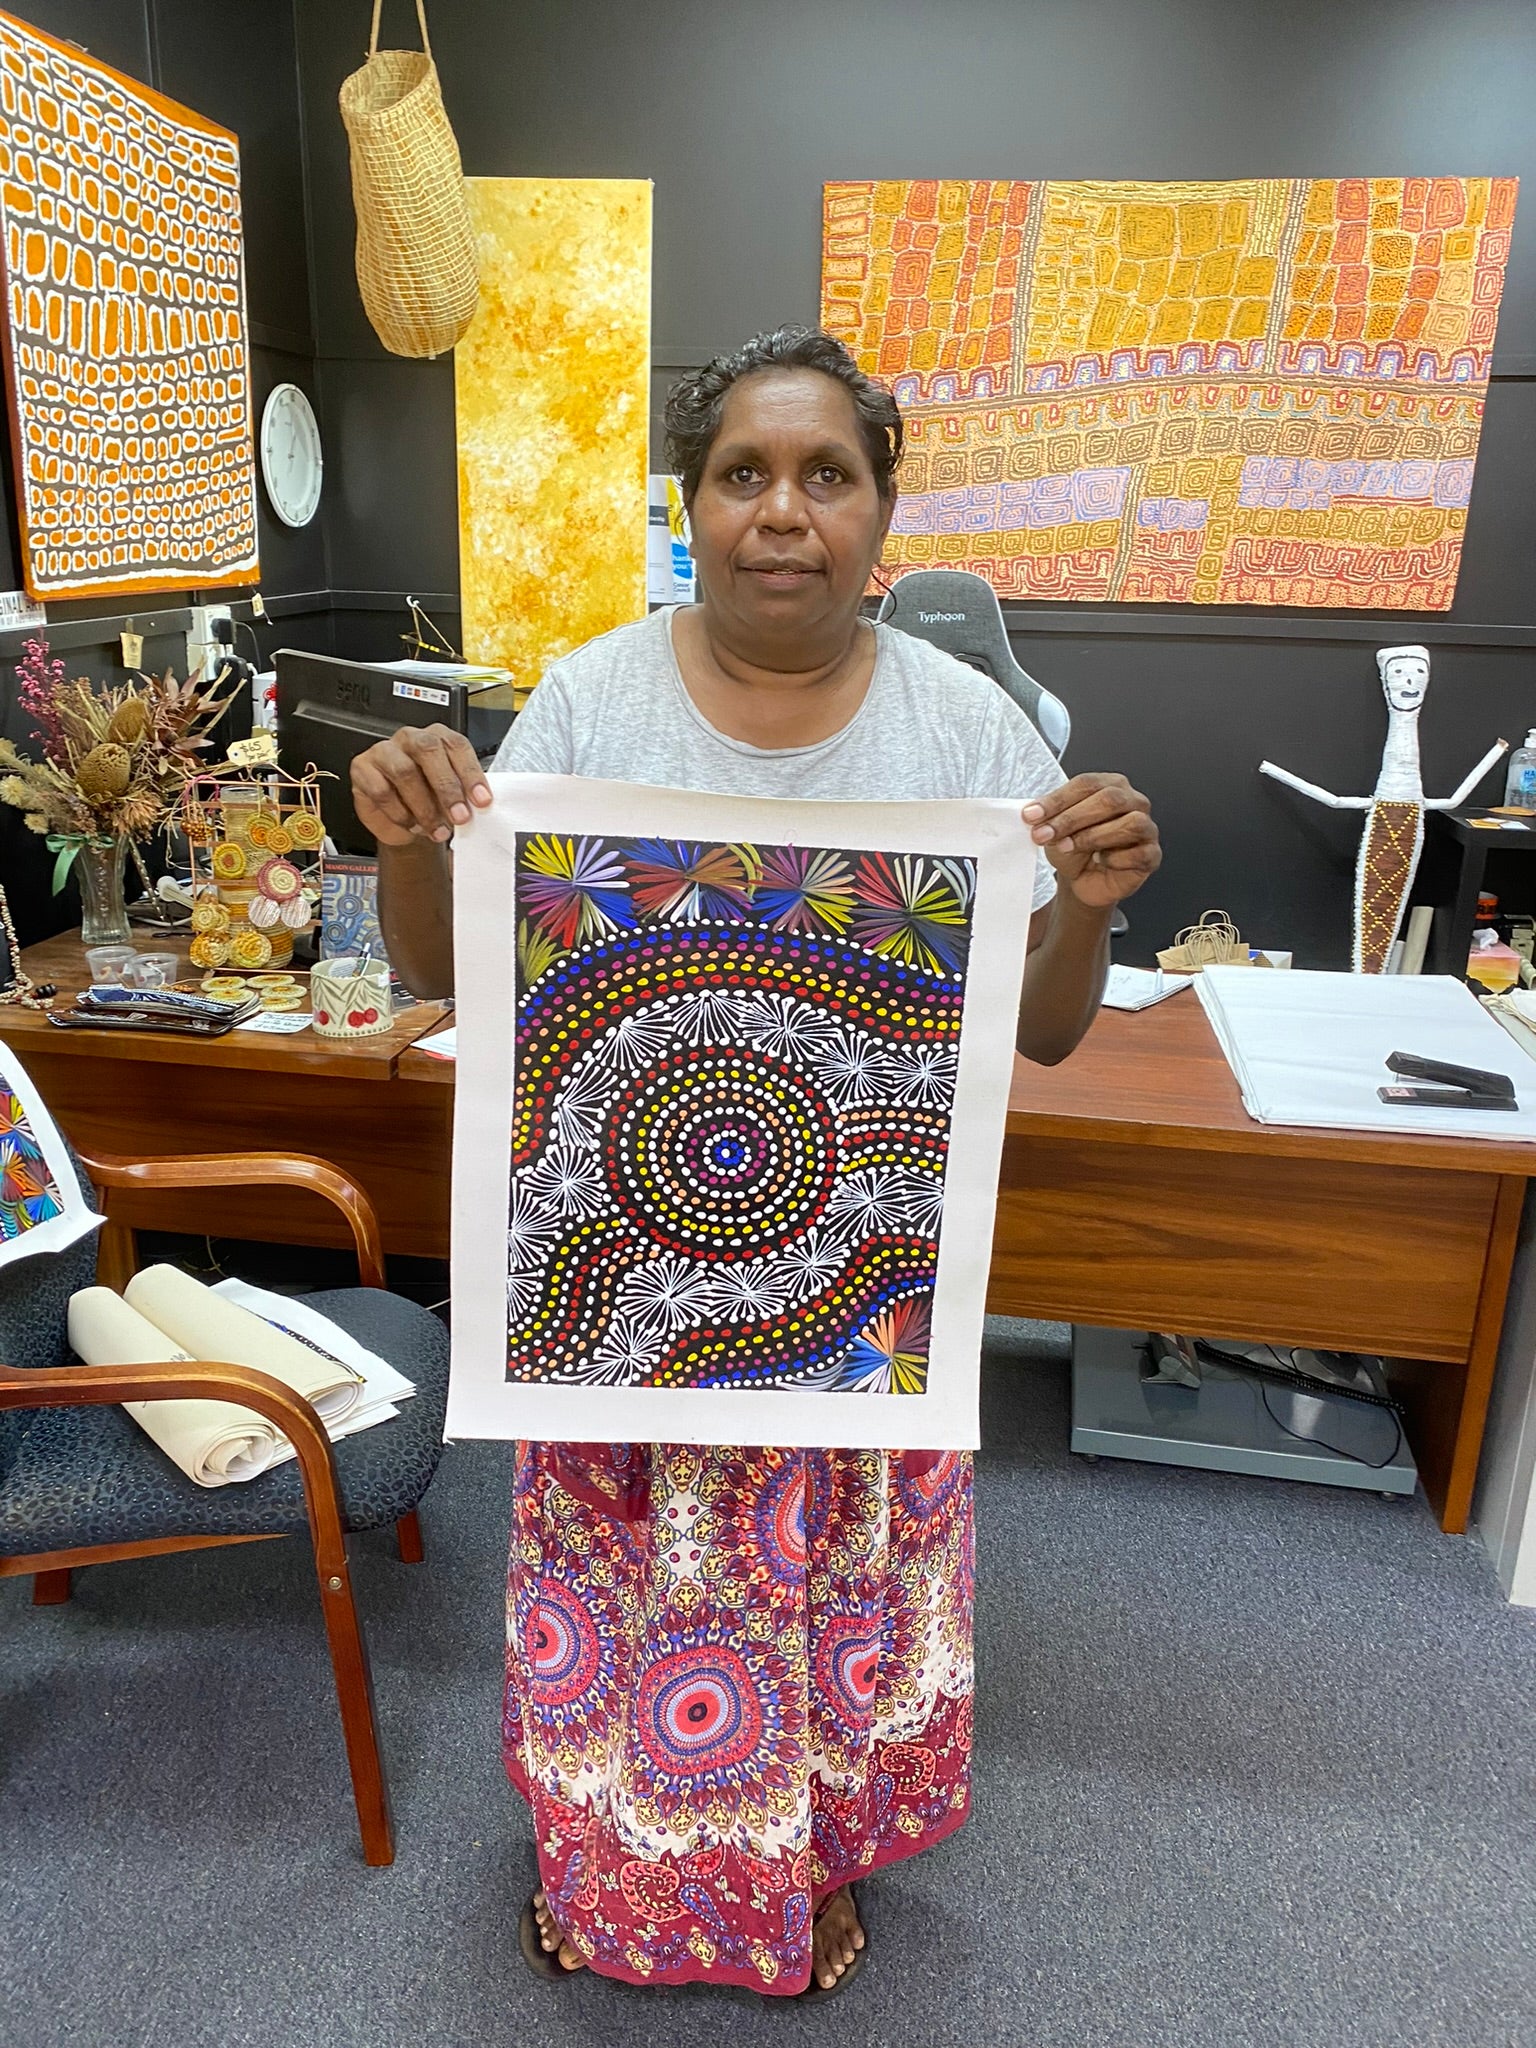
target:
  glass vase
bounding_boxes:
[76,836,131,946]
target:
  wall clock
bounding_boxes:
[259,383,324,529]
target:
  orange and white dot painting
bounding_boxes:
[0,9,258,600]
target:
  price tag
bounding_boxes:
[250,592,266,618]
[228,731,279,767]
[120,628,143,668]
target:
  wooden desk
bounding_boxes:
[996,997,1536,1534]
[10,939,1525,1532]
[3,932,455,1259]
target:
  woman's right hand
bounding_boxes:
[349,724,494,847]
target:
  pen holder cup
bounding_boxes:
[310,956,392,1039]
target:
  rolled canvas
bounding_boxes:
[68,1286,281,1487]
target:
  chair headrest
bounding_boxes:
[876,569,1070,758]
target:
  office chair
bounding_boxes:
[875,568,1071,759]
[877,569,1128,933]
[0,1132,450,1867]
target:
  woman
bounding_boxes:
[354,328,1160,1997]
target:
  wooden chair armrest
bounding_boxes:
[0,1359,352,1580]
[76,1150,386,1290]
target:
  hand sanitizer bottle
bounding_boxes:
[1503,730,1536,807]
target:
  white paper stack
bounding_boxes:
[1101,965,1193,1011]
[1197,967,1536,1140]
[210,1279,418,1460]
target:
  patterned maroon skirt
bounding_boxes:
[503,1440,975,1993]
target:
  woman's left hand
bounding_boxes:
[1023,772,1161,911]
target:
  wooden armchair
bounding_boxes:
[0,1146,452,1868]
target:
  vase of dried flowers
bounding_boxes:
[74,835,131,945]
[0,637,235,941]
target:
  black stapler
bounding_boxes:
[1378,1049,1518,1111]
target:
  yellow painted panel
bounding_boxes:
[456,177,651,687]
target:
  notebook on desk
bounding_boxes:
[1197,967,1536,1140]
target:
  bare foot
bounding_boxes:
[532,1889,586,1973]
[811,1885,865,1989]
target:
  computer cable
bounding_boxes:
[1193,1339,1405,1473]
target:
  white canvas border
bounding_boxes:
[448,774,1035,1450]
[0,1036,104,1269]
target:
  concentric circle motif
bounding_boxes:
[816,1618,881,1726]
[637,1645,763,1776]
[603,1050,838,1255]
[524,1579,601,1703]
[755,1461,808,1576]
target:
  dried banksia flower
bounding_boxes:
[107,696,150,746]
[76,742,132,799]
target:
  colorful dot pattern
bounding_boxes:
[507,835,977,1396]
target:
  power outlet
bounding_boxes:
[187,603,233,682]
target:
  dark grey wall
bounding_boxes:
[297,0,1536,966]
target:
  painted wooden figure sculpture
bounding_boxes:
[1260,646,1508,974]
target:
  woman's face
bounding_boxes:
[687,369,895,647]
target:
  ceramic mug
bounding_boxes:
[310,956,392,1039]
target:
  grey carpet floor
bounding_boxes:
[3,1316,1534,2048]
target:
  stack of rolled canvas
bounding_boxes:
[68,1265,415,1486]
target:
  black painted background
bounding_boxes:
[3,0,1536,963]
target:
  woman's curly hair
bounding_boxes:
[664,326,904,502]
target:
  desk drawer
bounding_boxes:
[987,1133,1496,1364]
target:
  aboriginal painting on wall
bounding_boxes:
[822,178,1517,609]
[0,9,258,599]
[456,179,651,690]
[447,780,1033,1450]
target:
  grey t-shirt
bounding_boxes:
[494,606,1065,910]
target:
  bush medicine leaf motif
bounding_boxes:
[838,1295,933,1395]
[850,852,970,977]
[520,835,635,948]
[750,843,856,936]
[627,839,753,922]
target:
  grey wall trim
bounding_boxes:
[250,321,319,359]
[11,589,1528,658]
[997,609,1536,648]
[0,608,193,657]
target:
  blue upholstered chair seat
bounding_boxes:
[0,1286,449,1554]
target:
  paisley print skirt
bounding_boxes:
[502,1440,975,1994]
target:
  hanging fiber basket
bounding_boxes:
[339,0,480,359]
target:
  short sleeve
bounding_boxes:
[971,694,1068,912]
[490,665,574,774]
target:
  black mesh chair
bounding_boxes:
[0,1136,449,1866]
